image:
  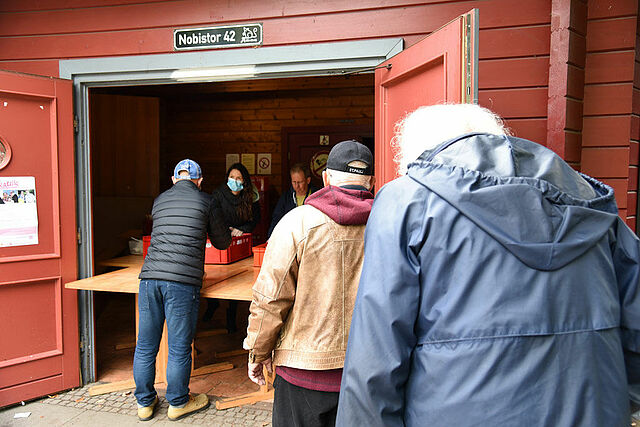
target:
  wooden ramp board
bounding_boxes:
[88,379,137,396]
[215,365,274,410]
[192,362,234,377]
[215,389,274,410]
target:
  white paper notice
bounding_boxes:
[0,176,39,247]
[226,153,240,171]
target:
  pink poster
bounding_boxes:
[0,176,38,247]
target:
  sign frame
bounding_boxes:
[174,23,263,51]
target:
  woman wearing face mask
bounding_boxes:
[204,163,261,332]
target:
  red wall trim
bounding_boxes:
[547,0,587,165]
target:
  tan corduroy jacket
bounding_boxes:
[243,203,366,370]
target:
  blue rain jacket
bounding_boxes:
[336,133,640,426]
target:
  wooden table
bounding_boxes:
[64,255,272,409]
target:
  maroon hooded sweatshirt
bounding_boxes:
[275,184,374,393]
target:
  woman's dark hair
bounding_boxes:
[227,162,255,221]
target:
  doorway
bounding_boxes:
[86,74,375,391]
[60,38,402,383]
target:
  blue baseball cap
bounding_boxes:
[174,159,202,179]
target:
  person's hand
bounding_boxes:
[248,357,272,385]
[230,227,244,237]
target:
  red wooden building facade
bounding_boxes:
[0,0,638,406]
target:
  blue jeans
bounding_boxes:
[133,279,200,407]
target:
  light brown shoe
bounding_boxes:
[167,393,210,421]
[137,396,158,421]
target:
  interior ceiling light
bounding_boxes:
[170,65,257,82]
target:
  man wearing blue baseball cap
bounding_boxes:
[133,159,231,421]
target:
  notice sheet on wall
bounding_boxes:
[0,176,39,247]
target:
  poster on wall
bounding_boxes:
[226,153,240,171]
[0,176,39,247]
[241,153,256,175]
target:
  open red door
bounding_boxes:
[375,10,478,186]
[0,70,79,406]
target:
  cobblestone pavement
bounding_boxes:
[1,383,272,426]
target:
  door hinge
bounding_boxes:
[77,228,82,244]
[73,115,79,134]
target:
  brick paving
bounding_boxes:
[38,383,272,426]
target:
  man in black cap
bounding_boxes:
[243,140,375,427]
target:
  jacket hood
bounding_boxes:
[407,133,618,271]
[305,185,374,225]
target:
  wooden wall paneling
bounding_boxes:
[630,140,639,166]
[581,2,639,227]
[0,0,551,61]
[583,83,634,116]
[600,178,629,206]
[478,57,549,89]
[582,116,632,146]
[630,166,639,191]
[159,76,374,195]
[629,191,638,216]
[479,26,550,59]
[587,0,639,20]
[546,0,587,165]
[89,93,159,264]
[0,0,551,37]
[564,131,583,162]
[586,17,637,52]
[0,0,163,13]
[581,147,631,178]
[479,88,548,119]
[632,115,640,141]
[567,65,586,99]
[503,118,548,145]
[585,51,636,84]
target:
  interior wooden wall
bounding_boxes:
[158,75,374,195]
[89,93,159,267]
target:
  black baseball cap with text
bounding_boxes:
[326,140,373,175]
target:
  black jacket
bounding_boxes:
[210,183,261,233]
[139,180,231,287]
[267,184,319,237]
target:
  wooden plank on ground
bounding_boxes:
[215,389,274,410]
[191,362,234,377]
[88,379,136,396]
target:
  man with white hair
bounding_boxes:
[244,140,375,427]
[336,104,640,426]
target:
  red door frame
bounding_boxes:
[0,70,79,407]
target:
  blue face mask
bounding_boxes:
[227,177,244,192]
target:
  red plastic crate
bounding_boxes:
[142,235,151,258]
[252,242,268,267]
[205,234,252,264]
